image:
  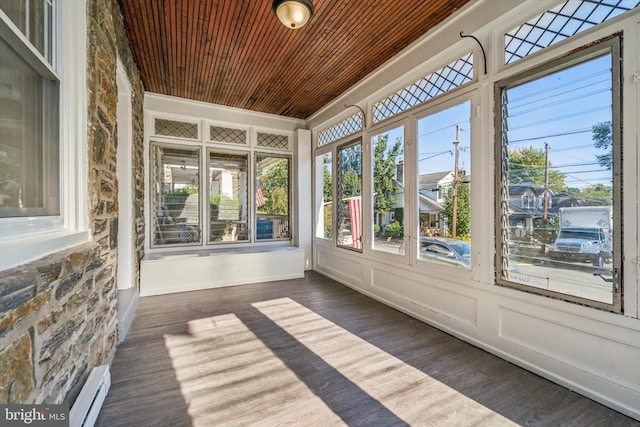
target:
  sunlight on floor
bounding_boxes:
[253,298,516,426]
[164,299,516,425]
[164,313,343,426]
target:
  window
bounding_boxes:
[416,101,471,269]
[315,152,332,239]
[0,1,58,218]
[146,115,294,249]
[317,112,363,147]
[255,154,290,240]
[0,0,87,271]
[372,53,473,124]
[0,0,54,62]
[504,0,639,65]
[336,140,362,250]
[371,126,404,256]
[496,37,621,310]
[151,144,201,246]
[209,152,248,243]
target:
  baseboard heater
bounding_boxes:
[69,365,111,427]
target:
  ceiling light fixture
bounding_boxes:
[272,0,314,29]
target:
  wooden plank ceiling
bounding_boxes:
[118,0,473,119]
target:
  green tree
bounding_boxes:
[323,156,332,202]
[508,146,566,192]
[259,158,289,215]
[442,182,470,239]
[592,121,612,170]
[372,134,402,216]
[339,144,361,199]
[581,183,612,205]
[340,170,361,198]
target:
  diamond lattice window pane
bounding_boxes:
[154,119,198,139]
[210,126,247,145]
[373,53,473,123]
[317,112,363,147]
[257,132,289,150]
[505,0,640,65]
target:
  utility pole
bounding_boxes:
[543,142,550,221]
[542,142,550,254]
[452,125,460,239]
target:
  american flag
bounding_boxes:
[256,186,265,207]
[348,197,362,249]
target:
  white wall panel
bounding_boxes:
[316,247,364,288]
[498,306,640,393]
[371,267,478,328]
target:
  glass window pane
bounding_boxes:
[0,0,51,61]
[0,39,58,217]
[209,152,248,243]
[498,52,616,305]
[371,126,404,255]
[337,142,362,250]
[315,152,332,240]
[151,145,201,246]
[256,155,290,240]
[417,101,471,269]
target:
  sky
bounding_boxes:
[505,53,613,190]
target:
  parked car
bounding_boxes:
[420,237,471,268]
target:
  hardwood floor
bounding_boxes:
[96,272,639,426]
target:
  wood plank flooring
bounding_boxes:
[96,272,639,426]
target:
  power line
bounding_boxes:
[508,76,610,111]
[508,128,592,144]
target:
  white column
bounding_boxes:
[295,128,312,270]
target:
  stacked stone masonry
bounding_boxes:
[0,0,145,406]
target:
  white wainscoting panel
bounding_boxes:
[498,305,640,394]
[316,248,364,287]
[140,246,305,296]
[371,267,478,328]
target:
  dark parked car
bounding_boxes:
[420,237,471,268]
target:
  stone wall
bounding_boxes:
[0,0,144,406]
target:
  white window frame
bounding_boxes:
[0,0,89,271]
[494,30,624,317]
[143,111,295,253]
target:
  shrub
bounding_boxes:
[385,221,402,236]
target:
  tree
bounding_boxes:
[372,134,402,215]
[592,121,612,170]
[581,183,612,205]
[442,182,470,239]
[508,146,566,192]
[339,144,362,199]
[259,158,289,215]
[323,156,332,202]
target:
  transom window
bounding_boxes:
[317,112,364,148]
[504,0,639,64]
[372,53,473,124]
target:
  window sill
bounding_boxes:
[0,229,91,271]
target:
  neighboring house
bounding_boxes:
[418,171,455,203]
[508,183,578,238]
[378,167,452,236]
[418,171,453,236]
